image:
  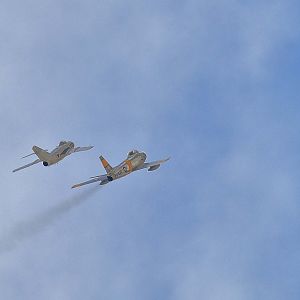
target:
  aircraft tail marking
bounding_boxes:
[99,155,113,173]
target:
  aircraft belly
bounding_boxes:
[47,152,68,165]
[114,163,132,179]
[47,156,60,165]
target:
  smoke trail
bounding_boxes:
[0,186,100,254]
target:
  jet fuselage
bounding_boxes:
[34,141,75,166]
[49,141,75,164]
[107,152,147,181]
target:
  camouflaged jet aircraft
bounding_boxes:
[13,141,93,172]
[71,150,170,188]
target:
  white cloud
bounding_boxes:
[0,0,299,299]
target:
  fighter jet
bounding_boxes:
[71,150,170,188]
[13,141,93,172]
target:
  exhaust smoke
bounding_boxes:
[0,186,100,254]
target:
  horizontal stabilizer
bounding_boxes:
[21,149,48,159]
[21,152,36,159]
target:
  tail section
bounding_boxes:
[32,146,50,161]
[99,155,112,173]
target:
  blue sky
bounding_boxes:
[1,0,300,299]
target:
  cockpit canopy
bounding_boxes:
[127,149,139,157]
[59,141,67,146]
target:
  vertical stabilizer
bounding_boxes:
[99,155,112,173]
[32,146,50,161]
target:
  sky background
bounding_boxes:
[1,0,300,299]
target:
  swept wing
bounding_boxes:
[12,159,41,172]
[74,146,94,153]
[135,157,170,171]
[72,175,107,189]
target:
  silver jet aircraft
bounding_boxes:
[72,150,170,188]
[13,141,93,172]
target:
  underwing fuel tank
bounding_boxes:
[148,164,160,171]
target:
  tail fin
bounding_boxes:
[32,146,50,161]
[99,155,112,173]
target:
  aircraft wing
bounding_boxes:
[71,175,107,189]
[12,159,41,172]
[74,146,94,153]
[136,157,170,171]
